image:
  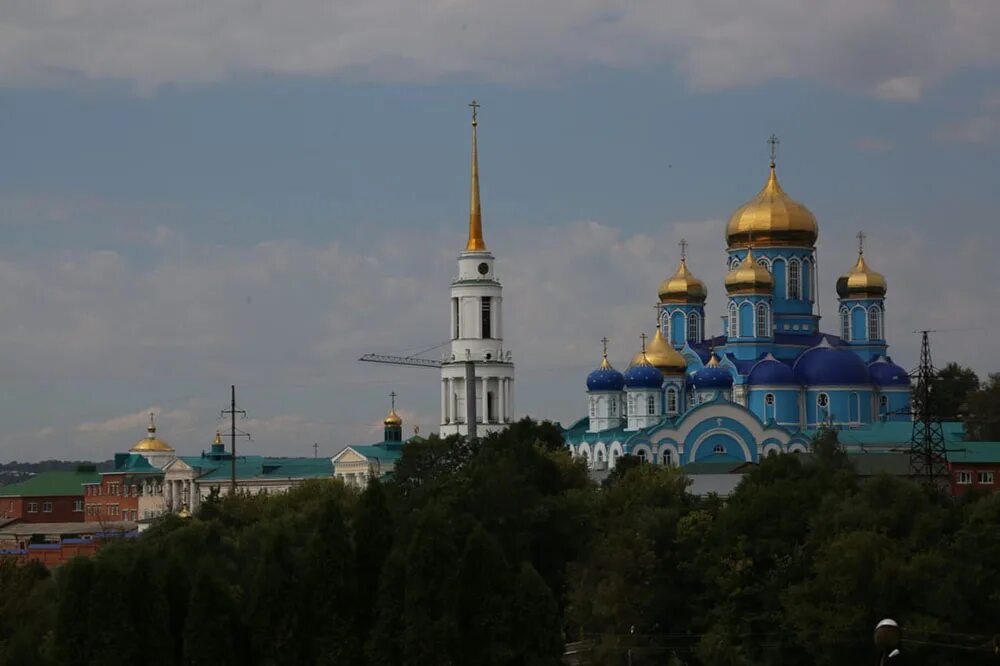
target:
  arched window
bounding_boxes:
[840,309,850,341]
[628,395,634,415]
[589,399,596,417]
[713,444,725,455]
[610,399,617,416]
[647,394,656,415]
[687,312,700,342]
[597,450,605,463]
[804,258,814,301]
[868,307,882,340]
[661,448,672,465]
[730,255,741,270]
[661,310,670,340]
[849,392,860,423]
[755,303,769,338]
[728,304,738,338]
[636,450,647,463]
[757,256,771,270]
[581,451,590,466]
[879,394,889,420]
[788,258,801,299]
[666,388,678,414]
[765,392,776,421]
[817,393,830,423]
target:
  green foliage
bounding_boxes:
[964,372,1000,441]
[6,418,1000,665]
[933,362,980,420]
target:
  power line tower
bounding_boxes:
[220,385,252,495]
[908,331,950,490]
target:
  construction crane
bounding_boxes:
[358,353,442,369]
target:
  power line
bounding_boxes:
[220,385,251,495]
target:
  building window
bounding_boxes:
[765,393,775,406]
[647,395,656,415]
[687,313,700,342]
[661,449,672,465]
[27,502,38,513]
[755,303,769,338]
[636,450,647,462]
[788,258,801,299]
[868,307,882,340]
[817,393,830,423]
[42,502,53,513]
[452,298,460,339]
[957,471,973,485]
[841,309,850,341]
[728,304,738,338]
[590,400,596,417]
[713,444,725,455]
[480,297,492,338]
[978,471,994,485]
[610,399,617,416]
[666,388,678,414]
[756,256,770,270]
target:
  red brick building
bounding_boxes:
[947,442,1000,498]
[0,467,99,523]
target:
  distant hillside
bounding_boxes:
[0,460,114,486]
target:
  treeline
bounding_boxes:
[0,460,113,485]
[1,420,1000,665]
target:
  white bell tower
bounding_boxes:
[439,101,515,437]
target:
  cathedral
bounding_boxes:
[563,137,912,470]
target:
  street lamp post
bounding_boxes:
[874,618,901,665]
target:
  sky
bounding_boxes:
[0,0,998,461]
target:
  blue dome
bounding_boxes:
[624,361,664,389]
[794,340,871,385]
[587,359,626,391]
[690,365,733,389]
[748,355,797,385]
[868,358,910,387]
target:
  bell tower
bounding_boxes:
[439,101,515,437]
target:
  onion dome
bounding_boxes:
[384,408,403,428]
[868,356,910,387]
[726,162,818,248]
[624,354,664,389]
[724,248,774,295]
[130,413,174,453]
[643,328,688,375]
[690,353,733,389]
[793,338,871,385]
[747,353,798,385]
[658,258,707,304]
[587,354,626,391]
[837,252,887,299]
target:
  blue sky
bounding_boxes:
[0,1,998,460]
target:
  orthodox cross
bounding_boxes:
[640,332,648,354]
[312,442,319,458]
[469,99,480,125]
[767,133,780,167]
[390,390,397,411]
[857,231,866,256]
[600,336,610,358]
[679,238,688,261]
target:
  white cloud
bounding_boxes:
[77,406,196,434]
[0,1,997,96]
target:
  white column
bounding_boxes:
[165,480,173,510]
[441,379,448,424]
[479,376,487,423]
[499,378,506,424]
[508,378,514,421]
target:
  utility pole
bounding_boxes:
[220,385,251,496]
[908,331,950,490]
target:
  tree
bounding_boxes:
[963,373,1000,441]
[182,560,239,666]
[452,525,513,665]
[932,362,980,420]
[353,477,394,640]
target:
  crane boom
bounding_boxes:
[359,353,442,368]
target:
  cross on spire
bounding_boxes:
[857,231,866,256]
[679,238,688,261]
[600,336,609,358]
[640,332,648,354]
[767,133,780,167]
[469,99,480,126]
[390,391,397,410]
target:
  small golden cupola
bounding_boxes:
[658,241,707,304]
[724,248,775,295]
[130,413,175,453]
[725,136,818,249]
[383,391,403,443]
[638,328,688,375]
[837,232,887,299]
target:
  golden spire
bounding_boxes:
[465,99,486,252]
[599,336,612,369]
[706,351,721,367]
[148,411,156,435]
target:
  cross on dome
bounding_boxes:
[767,133,780,167]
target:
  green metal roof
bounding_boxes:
[0,469,100,497]
[194,456,332,482]
[348,444,404,463]
[802,421,966,446]
[946,442,1000,464]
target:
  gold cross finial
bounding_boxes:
[679,238,688,261]
[767,133,780,168]
[600,336,609,358]
[389,391,397,410]
[640,332,648,354]
[147,412,156,434]
[469,99,480,126]
[857,231,866,256]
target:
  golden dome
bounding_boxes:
[642,328,687,375]
[384,408,403,427]
[129,413,174,453]
[837,253,886,299]
[726,165,818,248]
[725,248,775,295]
[658,258,707,304]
